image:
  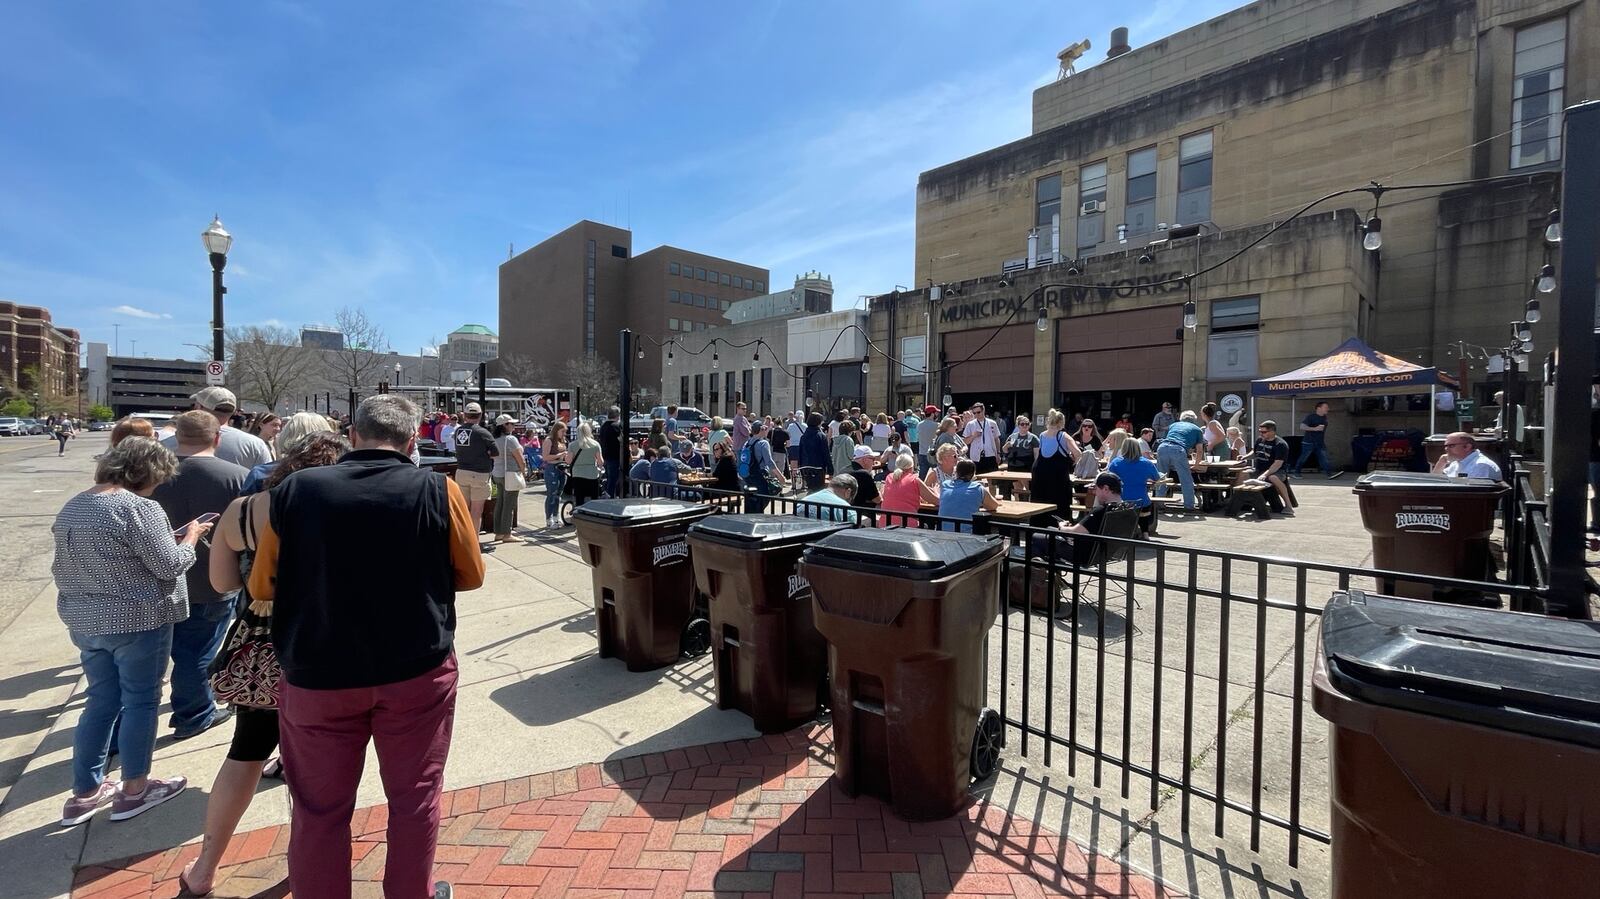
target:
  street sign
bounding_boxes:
[1456,397,1476,421]
[205,360,225,386]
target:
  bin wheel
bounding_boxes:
[970,708,1004,781]
[681,618,711,658]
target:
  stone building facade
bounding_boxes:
[877,0,1592,455]
[0,301,80,400]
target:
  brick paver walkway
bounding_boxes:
[71,725,1180,898]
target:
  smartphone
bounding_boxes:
[172,511,221,538]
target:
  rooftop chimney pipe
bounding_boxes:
[1108,26,1131,58]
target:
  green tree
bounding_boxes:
[0,398,31,417]
[87,404,114,422]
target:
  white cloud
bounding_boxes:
[110,304,172,320]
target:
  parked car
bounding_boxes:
[21,419,46,436]
[88,420,112,432]
[628,405,711,435]
[0,417,24,437]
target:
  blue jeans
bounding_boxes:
[1155,443,1197,510]
[604,463,621,499]
[1294,441,1332,476]
[169,600,234,734]
[543,464,567,519]
[70,625,172,794]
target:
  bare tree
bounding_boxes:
[495,353,549,388]
[560,355,620,416]
[227,325,318,411]
[418,336,454,387]
[323,306,388,394]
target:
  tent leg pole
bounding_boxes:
[1430,386,1436,436]
[1249,397,1255,433]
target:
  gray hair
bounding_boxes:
[1179,410,1199,422]
[94,436,179,492]
[276,411,336,456]
[353,394,421,447]
[829,473,857,499]
[894,451,916,473]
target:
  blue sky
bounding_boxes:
[1,0,1238,362]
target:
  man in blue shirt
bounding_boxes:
[1292,401,1337,478]
[628,448,654,496]
[798,474,858,523]
[1154,411,1205,510]
[742,420,788,513]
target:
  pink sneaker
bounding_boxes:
[109,776,187,821]
[60,781,118,827]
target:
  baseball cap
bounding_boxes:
[1094,471,1123,492]
[464,402,483,415]
[494,414,515,425]
[924,404,939,416]
[191,386,238,412]
[853,445,875,459]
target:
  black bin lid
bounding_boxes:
[1322,590,1600,747]
[1353,471,1505,494]
[804,529,1003,581]
[570,498,712,526]
[688,514,850,549]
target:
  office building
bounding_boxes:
[106,356,206,418]
[443,324,499,366]
[868,0,1593,449]
[0,301,80,399]
[300,325,345,351]
[499,221,769,397]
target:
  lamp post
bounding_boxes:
[394,362,403,388]
[202,216,232,363]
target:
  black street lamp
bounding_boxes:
[394,362,403,387]
[202,216,233,363]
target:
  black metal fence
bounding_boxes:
[599,479,1547,868]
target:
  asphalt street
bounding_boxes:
[0,433,105,638]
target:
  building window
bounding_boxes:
[709,371,719,412]
[721,299,731,311]
[1125,147,1157,236]
[1511,17,1565,168]
[694,374,704,407]
[719,272,731,286]
[760,368,772,412]
[689,293,701,308]
[584,240,596,354]
[681,376,689,404]
[1208,296,1260,379]
[742,277,753,290]
[669,289,679,303]
[669,262,679,276]
[1035,173,1062,229]
[1211,296,1260,332]
[1177,130,1213,225]
[668,318,679,331]
[696,267,707,280]
[1077,161,1107,252]
[611,244,628,258]
[740,370,752,407]
[726,372,736,414]
[755,281,764,292]
[899,335,926,381]
[708,270,719,283]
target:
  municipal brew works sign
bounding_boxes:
[938,273,1186,325]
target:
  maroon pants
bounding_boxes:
[280,656,457,899]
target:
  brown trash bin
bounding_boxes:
[801,529,1005,821]
[572,498,715,671]
[1351,471,1506,604]
[687,515,851,733]
[1313,589,1600,898]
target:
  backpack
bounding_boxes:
[737,444,752,479]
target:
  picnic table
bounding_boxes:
[917,499,1057,525]
[679,471,717,487]
[977,470,1033,499]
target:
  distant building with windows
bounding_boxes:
[498,221,768,397]
[725,272,834,324]
[300,324,344,351]
[443,324,498,365]
[0,301,80,400]
[106,356,206,417]
[867,0,1591,454]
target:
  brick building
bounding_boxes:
[869,0,1593,455]
[498,222,769,398]
[0,301,80,400]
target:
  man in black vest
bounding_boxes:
[248,394,484,899]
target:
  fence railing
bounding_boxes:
[597,478,1548,869]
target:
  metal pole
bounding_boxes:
[477,362,487,408]
[1547,100,1600,618]
[209,253,227,362]
[619,329,633,500]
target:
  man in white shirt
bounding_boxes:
[162,387,272,468]
[785,413,803,449]
[1430,432,1502,479]
[962,403,1002,474]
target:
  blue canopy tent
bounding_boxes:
[1249,337,1459,437]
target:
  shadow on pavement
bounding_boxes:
[488,650,716,728]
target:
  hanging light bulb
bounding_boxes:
[1536,263,1556,294]
[1182,299,1198,331]
[941,393,953,407]
[861,358,870,374]
[1362,216,1383,251]
[711,351,719,370]
[1525,298,1542,323]
[752,343,760,363]
[1545,208,1562,244]
[1513,351,1529,367]
[666,344,674,366]
[1035,306,1049,332]
[1516,320,1532,342]
[636,344,645,361]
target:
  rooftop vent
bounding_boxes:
[1107,26,1131,59]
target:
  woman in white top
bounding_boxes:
[491,416,530,544]
[870,414,892,452]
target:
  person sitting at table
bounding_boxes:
[925,442,961,492]
[1003,414,1039,472]
[649,446,696,498]
[846,445,881,507]
[1108,437,1163,536]
[1075,418,1103,455]
[879,452,938,528]
[1244,420,1294,511]
[676,440,705,470]
[1137,428,1157,460]
[1431,432,1502,479]
[1025,472,1128,565]
[629,447,655,495]
[710,441,742,492]
[798,474,858,523]
[1225,426,1247,461]
[1100,428,1129,465]
[939,459,1000,533]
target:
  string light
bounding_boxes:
[1515,320,1532,342]
[1362,187,1384,251]
[861,358,870,374]
[1536,264,1556,294]
[1525,298,1541,323]
[1545,208,1562,244]
[1035,306,1049,332]
[666,343,674,366]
